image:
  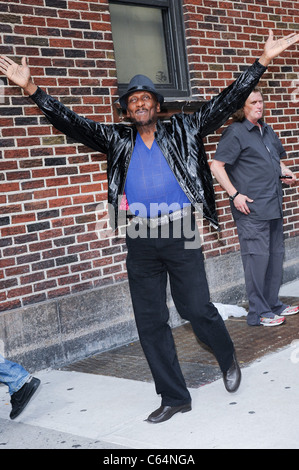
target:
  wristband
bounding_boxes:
[229,191,239,201]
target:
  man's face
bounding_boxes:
[126,91,160,127]
[243,91,264,124]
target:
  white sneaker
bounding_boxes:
[260,315,285,327]
[281,305,299,316]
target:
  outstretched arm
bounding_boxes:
[193,29,299,138]
[0,55,112,154]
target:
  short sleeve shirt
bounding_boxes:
[213,119,286,220]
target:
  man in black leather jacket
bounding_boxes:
[1,30,298,424]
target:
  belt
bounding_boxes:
[130,207,191,229]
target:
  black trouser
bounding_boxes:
[125,215,235,407]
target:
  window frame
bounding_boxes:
[109,0,190,102]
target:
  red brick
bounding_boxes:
[7,285,33,298]
[0,182,20,192]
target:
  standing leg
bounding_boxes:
[264,218,287,315]
[126,232,191,407]
[236,218,284,325]
[161,230,235,374]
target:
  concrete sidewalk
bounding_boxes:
[0,279,298,449]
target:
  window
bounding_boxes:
[109,0,190,101]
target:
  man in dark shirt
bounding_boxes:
[211,88,298,327]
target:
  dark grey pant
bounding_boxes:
[236,217,287,326]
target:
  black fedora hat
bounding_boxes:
[119,74,164,110]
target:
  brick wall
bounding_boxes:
[1,0,298,313]
[183,0,299,258]
[0,0,123,312]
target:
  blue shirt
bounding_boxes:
[125,132,191,217]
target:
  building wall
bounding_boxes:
[183,0,299,257]
[0,0,298,369]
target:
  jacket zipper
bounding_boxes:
[155,127,218,229]
[118,126,135,210]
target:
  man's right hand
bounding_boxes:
[0,55,37,95]
[233,193,254,215]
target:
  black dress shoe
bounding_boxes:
[10,376,41,420]
[223,353,241,393]
[146,403,192,424]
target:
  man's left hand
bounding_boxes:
[281,170,297,186]
[259,30,299,66]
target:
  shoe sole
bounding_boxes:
[261,320,285,327]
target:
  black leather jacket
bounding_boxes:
[30,59,266,229]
